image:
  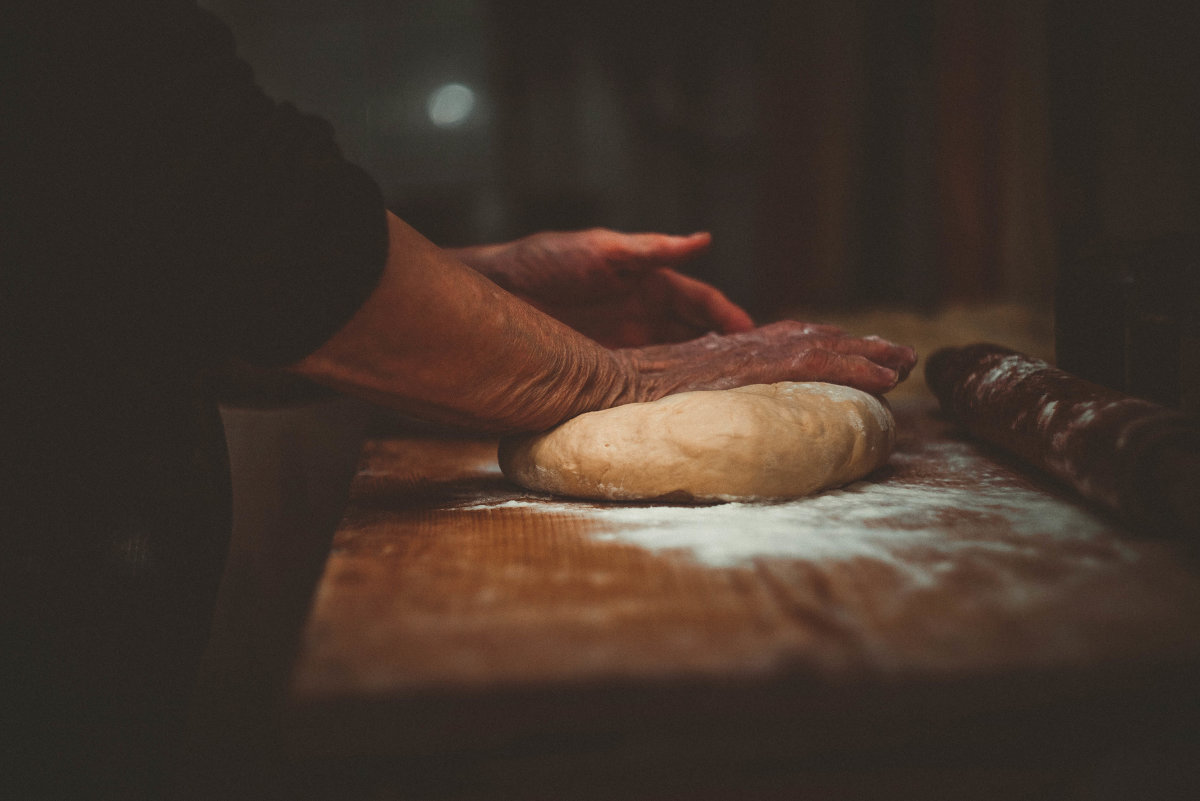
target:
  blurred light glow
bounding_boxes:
[427,83,476,127]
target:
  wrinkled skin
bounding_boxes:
[449,229,753,348]
[619,321,917,400]
[297,214,919,433]
[452,228,916,399]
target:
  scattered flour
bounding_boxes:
[452,436,1124,569]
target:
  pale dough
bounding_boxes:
[498,382,895,503]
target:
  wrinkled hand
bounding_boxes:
[450,229,753,347]
[617,321,919,400]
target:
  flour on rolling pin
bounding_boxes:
[926,343,1200,536]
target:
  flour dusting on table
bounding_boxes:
[457,432,1127,570]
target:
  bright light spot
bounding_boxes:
[426,83,476,128]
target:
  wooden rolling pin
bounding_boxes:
[926,343,1200,538]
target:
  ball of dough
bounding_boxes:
[499,382,895,503]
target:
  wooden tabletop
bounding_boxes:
[282,397,1200,800]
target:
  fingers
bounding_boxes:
[629,322,916,398]
[823,334,918,380]
[656,269,755,335]
[868,336,918,380]
[755,321,916,381]
[589,229,713,272]
[792,349,899,394]
[750,319,847,337]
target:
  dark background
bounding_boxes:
[199,0,1200,321]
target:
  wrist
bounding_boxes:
[505,341,639,432]
[595,348,642,410]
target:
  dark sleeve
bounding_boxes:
[9,0,388,367]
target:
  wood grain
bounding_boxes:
[283,398,1200,799]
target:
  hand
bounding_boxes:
[298,213,918,436]
[449,229,754,347]
[617,321,919,401]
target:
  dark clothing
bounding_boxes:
[2,2,388,797]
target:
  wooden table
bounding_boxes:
[282,397,1200,800]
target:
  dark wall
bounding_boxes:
[200,0,1198,319]
[1048,1,1200,265]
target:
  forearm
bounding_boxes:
[442,242,528,296]
[292,213,631,432]
[295,214,917,429]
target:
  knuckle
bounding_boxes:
[800,348,838,373]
